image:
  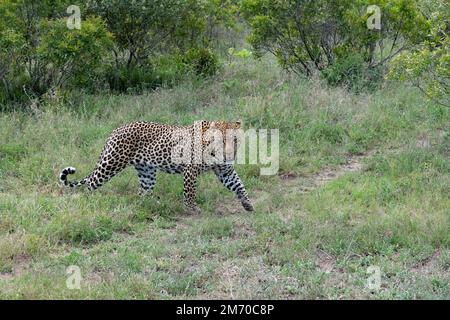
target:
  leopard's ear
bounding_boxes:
[235,120,242,128]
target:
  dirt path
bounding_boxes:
[292,151,374,194]
[254,150,375,204]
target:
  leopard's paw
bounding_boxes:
[242,199,254,212]
[184,205,201,215]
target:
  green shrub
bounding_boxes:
[106,65,161,93]
[88,0,175,69]
[183,48,219,77]
[106,54,189,93]
[106,49,219,93]
[0,74,31,108]
[150,54,189,86]
[388,1,449,107]
[38,17,113,90]
[0,2,112,107]
[321,54,383,92]
[240,0,428,83]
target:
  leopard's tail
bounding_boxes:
[59,167,88,188]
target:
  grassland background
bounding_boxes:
[0,56,449,299]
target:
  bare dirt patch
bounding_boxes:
[316,250,336,273]
[305,152,372,190]
[411,249,441,274]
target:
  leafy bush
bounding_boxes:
[183,48,219,76]
[38,17,112,90]
[240,0,428,84]
[0,1,111,107]
[88,1,223,92]
[388,0,449,107]
[0,25,26,105]
[88,0,181,69]
[106,54,190,93]
[106,49,220,92]
[321,54,383,92]
[0,0,229,106]
[106,65,160,93]
[151,54,190,85]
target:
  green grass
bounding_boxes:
[0,57,449,299]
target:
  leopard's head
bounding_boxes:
[199,120,242,164]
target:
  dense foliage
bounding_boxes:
[0,0,448,107]
[0,0,231,106]
[388,0,449,106]
[240,0,431,89]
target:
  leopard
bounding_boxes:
[59,120,254,214]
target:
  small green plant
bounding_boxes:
[228,48,253,58]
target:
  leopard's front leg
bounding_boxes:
[183,165,201,214]
[214,165,254,212]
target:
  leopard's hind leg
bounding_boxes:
[85,162,124,191]
[135,164,157,195]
